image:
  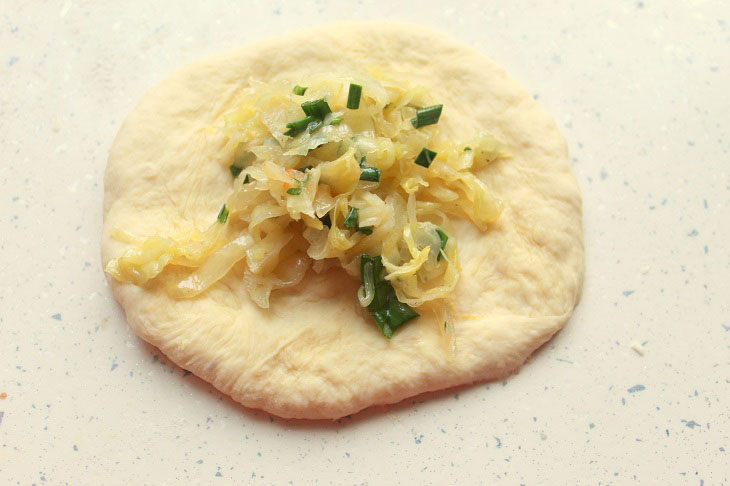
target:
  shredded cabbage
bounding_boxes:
[106,69,509,337]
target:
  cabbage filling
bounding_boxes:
[106,70,508,339]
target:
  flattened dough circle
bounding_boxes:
[102,23,584,419]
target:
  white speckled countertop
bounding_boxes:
[1,1,728,484]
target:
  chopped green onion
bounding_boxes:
[360,254,419,338]
[307,119,323,133]
[229,164,243,178]
[414,148,437,168]
[297,165,313,173]
[372,297,420,338]
[411,104,443,128]
[286,187,302,195]
[243,174,251,184]
[292,85,307,95]
[464,146,472,151]
[286,98,332,136]
[344,206,374,234]
[359,155,381,183]
[284,115,315,137]
[359,166,381,182]
[301,98,332,119]
[217,204,229,224]
[342,207,373,235]
[360,255,383,295]
[435,229,448,261]
[347,83,362,109]
[343,207,359,228]
[329,116,343,125]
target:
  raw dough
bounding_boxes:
[101,23,584,419]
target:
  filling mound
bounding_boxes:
[106,69,508,339]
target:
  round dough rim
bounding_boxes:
[102,22,584,419]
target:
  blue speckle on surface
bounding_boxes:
[215,471,222,477]
[0,411,4,425]
[623,290,634,296]
[687,229,699,237]
[414,434,424,444]
[110,363,118,371]
[627,384,646,393]
[494,437,502,448]
[589,423,595,429]
[683,420,700,429]
[8,56,19,67]
[73,445,78,451]
[51,313,62,321]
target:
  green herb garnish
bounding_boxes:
[359,156,381,182]
[347,83,362,109]
[229,164,243,178]
[285,98,332,137]
[343,207,373,234]
[292,85,307,95]
[286,187,302,195]
[464,146,472,151]
[329,116,343,125]
[411,104,443,128]
[415,148,437,168]
[243,174,251,184]
[343,207,359,228]
[360,166,381,182]
[217,204,229,224]
[284,115,316,137]
[435,229,448,261]
[297,165,313,173]
[360,254,419,338]
[301,98,332,119]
